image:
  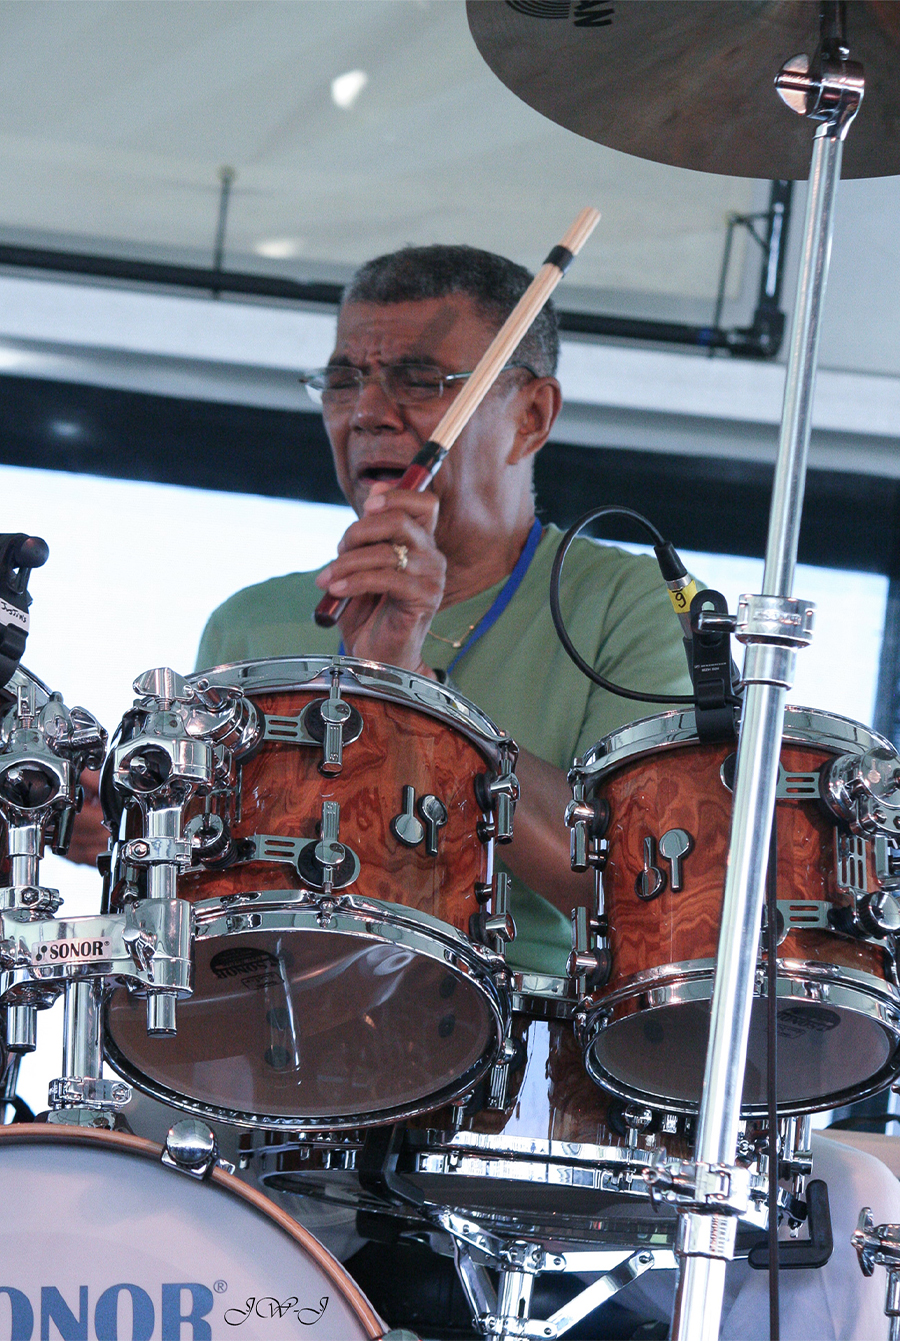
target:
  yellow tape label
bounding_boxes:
[668,579,700,613]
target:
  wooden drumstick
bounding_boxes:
[315,206,601,627]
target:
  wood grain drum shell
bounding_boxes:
[104,658,513,1132]
[576,706,900,1116]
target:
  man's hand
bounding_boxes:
[315,483,446,674]
[64,769,109,868]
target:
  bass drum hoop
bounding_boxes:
[0,1122,386,1338]
[105,892,508,1131]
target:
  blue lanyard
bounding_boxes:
[339,516,543,673]
[448,516,543,673]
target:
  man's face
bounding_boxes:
[323,295,538,554]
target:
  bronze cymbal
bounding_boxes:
[467,1,900,179]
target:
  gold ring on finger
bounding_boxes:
[392,543,409,572]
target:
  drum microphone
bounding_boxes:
[652,538,699,642]
[0,532,49,689]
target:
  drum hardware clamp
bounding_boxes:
[470,871,517,951]
[643,1158,752,1220]
[567,904,610,992]
[161,1118,235,1180]
[475,751,520,844]
[565,761,609,873]
[853,1208,900,1341]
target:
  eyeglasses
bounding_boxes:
[299,360,537,408]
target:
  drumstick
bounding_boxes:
[314,206,601,627]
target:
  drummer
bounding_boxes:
[195,243,693,976]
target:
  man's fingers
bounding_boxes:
[319,543,444,598]
[361,486,439,532]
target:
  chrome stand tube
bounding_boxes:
[62,978,104,1083]
[671,111,855,1341]
[47,976,131,1123]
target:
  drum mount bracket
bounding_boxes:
[445,1217,673,1341]
[852,1208,900,1339]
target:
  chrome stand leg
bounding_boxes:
[671,23,863,1338]
[853,1210,900,1341]
[450,1231,668,1340]
[47,977,130,1126]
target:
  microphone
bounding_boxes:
[0,532,49,688]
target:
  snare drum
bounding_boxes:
[250,978,693,1247]
[104,658,513,1129]
[0,1123,385,1340]
[574,707,900,1116]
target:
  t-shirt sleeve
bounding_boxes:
[194,598,252,671]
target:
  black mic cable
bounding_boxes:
[549,505,741,708]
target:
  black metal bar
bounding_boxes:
[0,242,347,306]
[211,166,236,297]
[0,183,793,360]
[556,310,728,347]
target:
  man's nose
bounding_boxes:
[351,375,406,429]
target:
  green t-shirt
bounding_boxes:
[196,524,693,975]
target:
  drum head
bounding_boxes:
[0,1124,382,1340]
[106,915,502,1127]
[586,988,900,1115]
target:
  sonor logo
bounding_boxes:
[32,938,112,966]
[0,1282,214,1340]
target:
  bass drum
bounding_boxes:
[575,706,900,1116]
[104,657,513,1130]
[0,1123,389,1341]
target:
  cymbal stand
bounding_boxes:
[669,13,864,1341]
[0,675,196,1124]
[0,674,107,1055]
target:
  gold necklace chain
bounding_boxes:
[425,619,480,650]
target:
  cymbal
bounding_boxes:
[467,1,900,180]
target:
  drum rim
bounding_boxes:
[104,894,509,1130]
[509,971,576,1018]
[581,704,895,776]
[0,1122,385,1338]
[188,655,510,758]
[579,961,900,1117]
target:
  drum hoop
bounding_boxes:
[104,904,509,1130]
[189,656,510,759]
[189,890,510,977]
[583,955,900,1009]
[0,1123,385,1338]
[404,1125,657,1172]
[582,966,900,1117]
[582,704,896,777]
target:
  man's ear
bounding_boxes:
[508,377,563,465]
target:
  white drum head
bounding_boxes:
[0,1125,383,1340]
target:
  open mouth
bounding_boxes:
[358,465,407,483]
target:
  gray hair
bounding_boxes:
[342,244,559,377]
